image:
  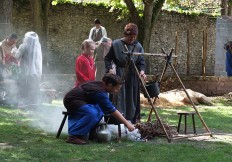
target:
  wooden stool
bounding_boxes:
[177,111,196,134]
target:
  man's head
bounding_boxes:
[102,74,123,93]
[7,34,17,46]
[94,19,101,29]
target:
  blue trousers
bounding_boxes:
[68,104,104,136]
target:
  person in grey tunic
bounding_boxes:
[104,23,146,124]
[94,37,113,81]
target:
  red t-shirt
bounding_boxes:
[75,54,96,87]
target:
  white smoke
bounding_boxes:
[20,102,68,134]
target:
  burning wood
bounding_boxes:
[135,120,178,139]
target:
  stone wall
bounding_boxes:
[150,11,216,76]
[10,2,217,75]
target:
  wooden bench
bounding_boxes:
[177,111,196,134]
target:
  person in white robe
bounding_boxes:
[15,31,42,105]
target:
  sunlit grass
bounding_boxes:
[0,97,232,161]
[141,97,232,133]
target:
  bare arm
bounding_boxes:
[111,110,135,132]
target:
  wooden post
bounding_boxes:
[186,29,190,75]
[174,31,178,67]
[202,28,207,77]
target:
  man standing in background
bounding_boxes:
[0,34,18,79]
[0,34,18,65]
[89,19,107,44]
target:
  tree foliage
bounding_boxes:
[164,0,221,16]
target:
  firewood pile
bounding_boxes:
[135,120,178,139]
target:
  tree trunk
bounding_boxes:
[142,0,154,53]
[221,0,228,15]
[123,0,141,25]
[142,0,154,74]
[0,0,13,39]
[30,0,52,73]
[30,0,42,34]
[123,0,144,43]
[143,0,165,74]
[228,3,232,16]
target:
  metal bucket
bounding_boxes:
[144,82,160,98]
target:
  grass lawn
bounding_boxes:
[0,97,232,162]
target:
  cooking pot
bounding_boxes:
[96,122,111,142]
[144,82,160,98]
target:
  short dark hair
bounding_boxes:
[8,34,17,40]
[94,19,101,24]
[102,74,123,86]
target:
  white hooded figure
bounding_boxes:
[16,31,42,105]
[16,31,42,79]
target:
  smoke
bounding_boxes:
[20,103,68,134]
[0,69,70,135]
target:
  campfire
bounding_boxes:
[135,120,178,139]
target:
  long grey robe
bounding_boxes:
[94,42,111,81]
[104,39,146,123]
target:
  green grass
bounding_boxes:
[0,97,232,162]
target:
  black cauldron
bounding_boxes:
[143,82,160,98]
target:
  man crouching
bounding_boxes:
[63,74,134,145]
